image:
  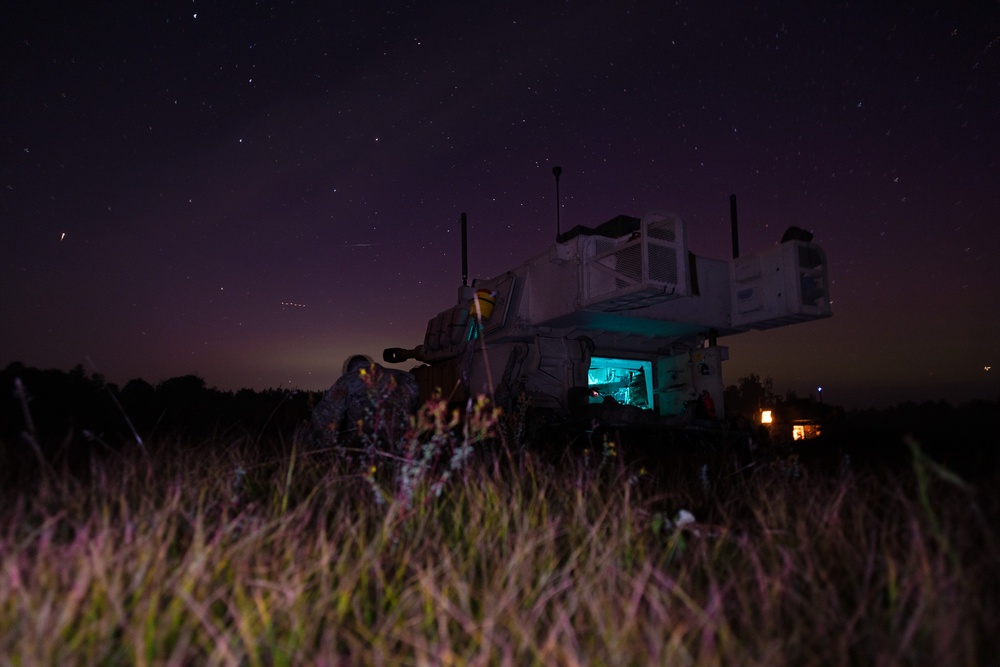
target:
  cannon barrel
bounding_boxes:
[383,347,419,364]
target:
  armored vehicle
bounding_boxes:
[385,200,831,429]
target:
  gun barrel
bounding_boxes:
[383,347,417,364]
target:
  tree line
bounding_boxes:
[0,362,318,450]
[3,362,997,483]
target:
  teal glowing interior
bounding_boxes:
[588,357,654,409]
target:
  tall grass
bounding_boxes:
[1,419,997,665]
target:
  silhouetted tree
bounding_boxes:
[723,373,775,420]
[0,362,114,444]
[120,378,158,437]
[154,375,220,436]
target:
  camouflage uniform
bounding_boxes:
[312,356,420,447]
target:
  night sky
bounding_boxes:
[3,1,998,409]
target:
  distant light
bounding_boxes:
[817,386,823,392]
[59,232,66,241]
[987,366,992,372]
[761,410,773,424]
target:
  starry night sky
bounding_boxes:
[3,1,999,409]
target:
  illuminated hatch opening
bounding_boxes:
[792,422,822,441]
[588,357,654,410]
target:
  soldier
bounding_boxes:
[312,354,420,448]
[699,389,717,420]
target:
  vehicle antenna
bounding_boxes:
[553,166,563,242]
[461,211,468,287]
[730,194,740,259]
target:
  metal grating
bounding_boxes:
[648,244,678,284]
[581,212,687,310]
[797,245,826,307]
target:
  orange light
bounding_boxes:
[761,410,773,424]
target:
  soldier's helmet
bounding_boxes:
[343,354,374,375]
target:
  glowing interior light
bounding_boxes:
[761,410,773,424]
[587,357,653,410]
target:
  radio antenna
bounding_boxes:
[461,212,468,286]
[729,194,740,259]
[553,166,562,242]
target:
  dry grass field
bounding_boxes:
[1,392,997,666]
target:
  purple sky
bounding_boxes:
[3,1,998,409]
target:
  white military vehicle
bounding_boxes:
[385,200,831,429]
